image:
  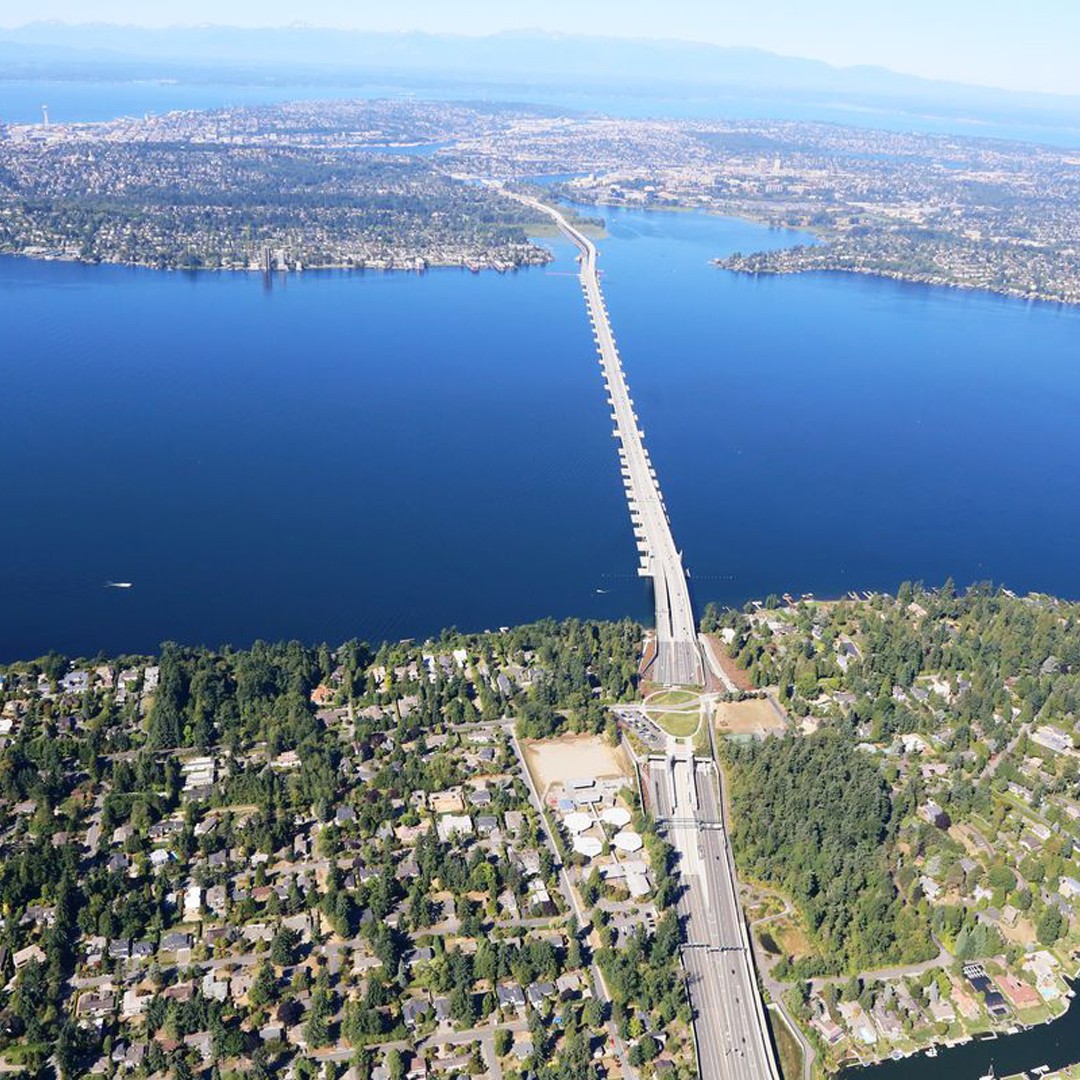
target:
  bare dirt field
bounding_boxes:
[703,634,756,692]
[522,735,631,794]
[715,698,787,736]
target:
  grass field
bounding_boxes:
[649,689,699,708]
[772,918,815,961]
[653,711,700,738]
[768,1006,805,1080]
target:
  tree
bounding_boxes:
[55,1020,82,1080]
[1037,906,1064,945]
[304,1009,331,1049]
[270,926,300,967]
[493,1027,512,1057]
[628,1034,660,1066]
[249,960,277,1007]
[449,986,477,1027]
[385,1048,406,1080]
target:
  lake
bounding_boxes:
[3,203,1080,662]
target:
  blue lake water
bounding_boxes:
[3,203,1080,662]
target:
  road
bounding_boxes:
[651,752,781,1080]
[507,727,639,1080]
[512,193,703,687]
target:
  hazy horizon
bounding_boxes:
[0,0,1077,98]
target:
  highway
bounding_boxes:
[651,753,781,1080]
[513,194,704,687]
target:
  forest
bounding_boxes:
[724,732,937,976]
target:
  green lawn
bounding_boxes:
[768,1006,805,1080]
[653,711,700,737]
[649,689,699,708]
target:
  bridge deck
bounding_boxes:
[520,195,703,687]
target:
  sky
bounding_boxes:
[1,0,1077,97]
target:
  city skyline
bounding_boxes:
[1,0,1079,97]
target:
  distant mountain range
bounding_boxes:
[3,22,1080,125]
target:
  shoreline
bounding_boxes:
[717,260,1080,311]
[0,246,554,275]
[546,190,1080,310]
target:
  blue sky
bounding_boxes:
[2,0,1076,96]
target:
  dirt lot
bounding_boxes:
[714,698,787,736]
[703,634,756,692]
[522,735,631,795]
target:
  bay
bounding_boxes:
[3,203,1080,662]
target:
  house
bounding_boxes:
[920,877,942,904]
[527,982,555,1008]
[184,883,203,920]
[433,996,452,1026]
[436,815,473,842]
[259,1022,284,1043]
[496,983,526,1010]
[184,1031,213,1064]
[76,991,116,1019]
[405,947,435,969]
[837,1001,877,1045]
[108,939,131,961]
[201,972,228,1002]
[919,801,950,829]
[1060,876,1080,899]
[993,974,1039,1011]
[926,983,955,1023]
[1032,726,1074,754]
[121,989,149,1019]
[871,1000,903,1039]
[402,997,432,1028]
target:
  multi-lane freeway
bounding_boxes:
[507,190,775,1078]
[651,753,781,1080]
[512,194,704,687]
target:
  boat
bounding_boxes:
[925,1046,938,1057]
[978,1064,995,1080]
[105,582,133,589]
